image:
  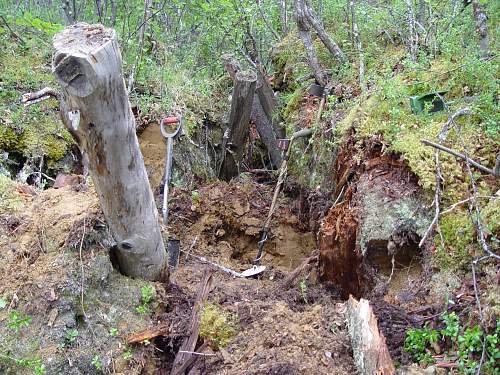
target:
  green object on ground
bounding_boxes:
[409,91,447,114]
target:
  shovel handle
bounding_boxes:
[291,128,313,140]
[162,116,180,124]
[160,116,183,138]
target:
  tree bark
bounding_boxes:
[471,0,489,56]
[219,70,257,180]
[251,97,282,168]
[256,66,286,139]
[346,297,395,375]
[294,0,326,86]
[404,0,418,62]
[52,23,167,281]
[303,0,346,62]
[349,0,366,92]
[277,0,289,35]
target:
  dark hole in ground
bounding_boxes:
[365,233,423,300]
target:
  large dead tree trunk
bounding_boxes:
[219,70,257,180]
[471,0,489,56]
[52,23,167,281]
[346,297,395,375]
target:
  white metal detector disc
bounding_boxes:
[240,265,266,278]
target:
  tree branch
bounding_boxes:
[421,139,497,177]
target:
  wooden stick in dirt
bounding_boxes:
[346,296,395,375]
[126,324,170,344]
[170,269,213,375]
[421,139,498,177]
[280,251,318,289]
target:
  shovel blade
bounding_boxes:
[240,265,266,278]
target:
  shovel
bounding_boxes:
[160,116,183,225]
[251,128,313,271]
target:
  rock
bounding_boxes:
[53,173,84,189]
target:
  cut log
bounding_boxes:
[219,70,257,180]
[346,296,395,375]
[52,23,167,281]
[222,56,284,168]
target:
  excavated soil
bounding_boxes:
[0,173,356,374]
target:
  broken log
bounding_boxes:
[219,70,257,180]
[126,324,170,344]
[171,269,213,375]
[52,23,167,280]
[346,296,395,375]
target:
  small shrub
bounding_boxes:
[8,310,32,333]
[199,303,237,349]
[136,284,155,314]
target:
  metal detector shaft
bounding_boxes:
[160,116,182,225]
[162,136,174,224]
[253,127,313,265]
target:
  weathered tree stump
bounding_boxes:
[52,23,167,280]
[219,70,257,180]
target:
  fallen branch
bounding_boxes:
[421,139,497,177]
[170,269,213,375]
[21,87,60,106]
[440,195,496,216]
[0,15,25,44]
[280,251,318,289]
[126,324,170,344]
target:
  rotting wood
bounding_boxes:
[52,23,167,281]
[171,269,213,375]
[346,296,396,375]
[219,70,257,180]
[126,324,170,344]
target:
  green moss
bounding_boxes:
[199,303,237,349]
[0,175,23,214]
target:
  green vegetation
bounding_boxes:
[0,354,45,375]
[0,174,22,213]
[199,302,237,349]
[91,355,102,371]
[405,313,500,374]
[299,279,308,304]
[7,310,32,333]
[64,329,79,346]
[135,284,156,315]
